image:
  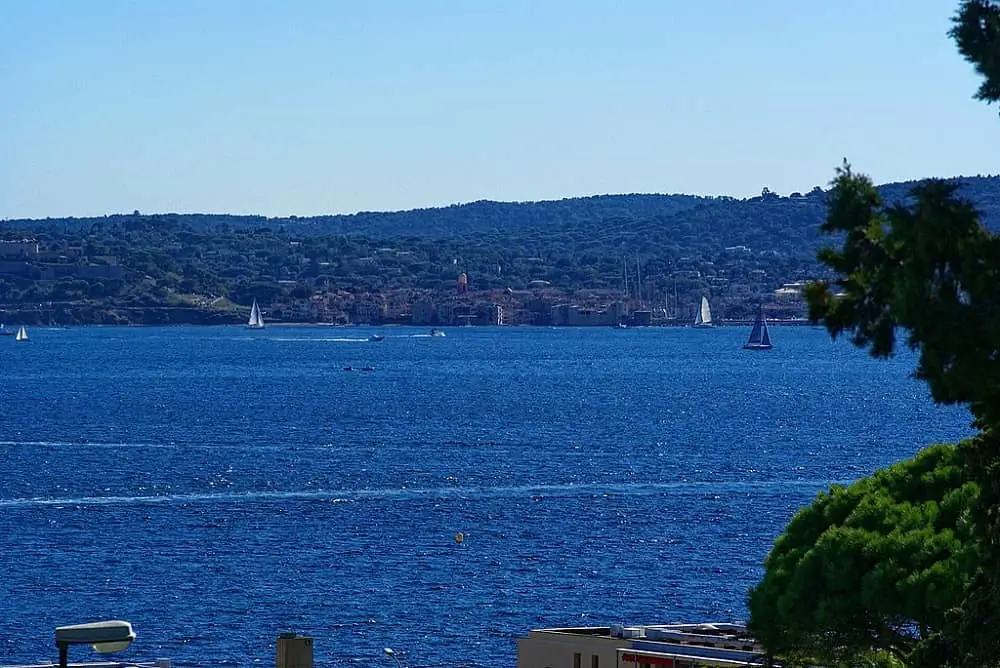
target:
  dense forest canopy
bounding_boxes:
[748,443,979,667]
[6,176,999,240]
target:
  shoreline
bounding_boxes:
[16,320,819,329]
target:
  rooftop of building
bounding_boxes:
[533,622,755,644]
[526,622,769,666]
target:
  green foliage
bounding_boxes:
[801,171,1000,663]
[951,1,1000,105]
[748,444,978,667]
[805,163,1000,428]
[799,6,1000,664]
[803,165,1000,666]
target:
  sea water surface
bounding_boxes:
[0,325,974,667]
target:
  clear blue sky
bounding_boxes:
[2,0,997,219]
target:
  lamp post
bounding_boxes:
[55,620,136,668]
[383,647,403,668]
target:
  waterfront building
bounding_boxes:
[517,622,769,668]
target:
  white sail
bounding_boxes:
[15,326,27,341]
[693,297,713,327]
[247,300,264,329]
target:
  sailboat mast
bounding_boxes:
[623,257,629,299]
[672,279,678,321]
[636,257,642,309]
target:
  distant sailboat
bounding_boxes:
[247,299,265,329]
[15,325,28,342]
[743,306,773,350]
[692,296,713,328]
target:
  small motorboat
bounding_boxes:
[361,366,375,372]
[343,366,354,371]
[369,335,385,342]
[429,329,445,337]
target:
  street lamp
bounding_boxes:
[383,647,403,668]
[55,620,135,668]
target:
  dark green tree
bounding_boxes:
[951,0,1000,105]
[748,444,979,666]
[802,2,1000,664]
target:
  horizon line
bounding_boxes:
[3,172,997,223]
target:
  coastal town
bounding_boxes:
[0,237,812,327]
[262,274,811,327]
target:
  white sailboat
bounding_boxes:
[246,299,264,329]
[15,325,28,341]
[692,296,714,328]
[743,306,773,350]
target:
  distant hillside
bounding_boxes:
[6,176,999,244]
[4,193,709,238]
[471,176,1000,260]
[0,174,997,326]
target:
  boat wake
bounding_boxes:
[0,479,850,509]
[268,337,373,343]
[0,439,175,449]
[0,439,284,451]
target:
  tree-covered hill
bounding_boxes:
[5,175,998,241]
[4,193,710,238]
[0,174,997,326]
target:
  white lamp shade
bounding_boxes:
[93,640,133,654]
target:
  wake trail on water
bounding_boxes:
[269,337,373,342]
[0,479,848,509]
[0,440,285,451]
[212,335,381,343]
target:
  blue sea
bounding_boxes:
[0,325,974,667]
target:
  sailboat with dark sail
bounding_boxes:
[743,306,772,350]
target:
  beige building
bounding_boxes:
[517,623,768,668]
[518,627,629,668]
